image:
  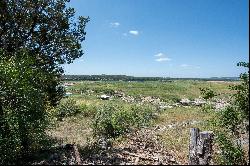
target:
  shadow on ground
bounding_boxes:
[19,136,129,165]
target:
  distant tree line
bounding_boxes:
[62,75,239,82]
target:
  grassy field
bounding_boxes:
[47,80,238,164]
[66,80,235,103]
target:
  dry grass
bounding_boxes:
[154,107,216,164]
[47,114,93,146]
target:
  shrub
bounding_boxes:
[164,95,180,103]
[200,87,217,100]
[92,104,156,139]
[215,63,249,164]
[229,63,249,121]
[218,106,241,133]
[217,62,249,133]
[80,105,97,118]
[130,105,156,127]
[216,132,246,165]
[201,62,249,165]
[56,98,80,119]
[92,104,116,138]
[103,89,115,95]
[0,51,52,164]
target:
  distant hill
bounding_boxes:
[62,75,239,82]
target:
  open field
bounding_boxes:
[39,80,242,164]
[65,80,235,102]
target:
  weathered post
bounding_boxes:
[189,128,200,165]
[189,128,214,165]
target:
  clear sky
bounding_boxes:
[63,0,249,78]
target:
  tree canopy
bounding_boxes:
[0,0,89,105]
[0,0,89,163]
[0,0,89,71]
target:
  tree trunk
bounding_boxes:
[189,128,214,165]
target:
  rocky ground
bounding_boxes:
[81,128,179,165]
[28,91,233,165]
[30,116,206,165]
[31,127,181,165]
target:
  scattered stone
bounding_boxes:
[134,157,140,165]
[100,94,110,100]
[179,98,191,106]
[159,105,173,109]
[167,124,174,128]
[114,91,125,98]
[190,120,201,125]
[171,103,181,107]
[121,96,135,103]
[192,98,206,106]
[214,101,230,110]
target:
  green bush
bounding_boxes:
[218,106,241,133]
[216,132,246,165]
[164,95,180,103]
[0,51,52,164]
[103,89,115,95]
[130,105,155,127]
[229,63,249,121]
[80,105,97,118]
[215,63,249,164]
[218,64,248,137]
[201,102,214,113]
[92,104,156,139]
[92,104,124,138]
[201,62,249,165]
[56,98,81,119]
[200,87,217,100]
[56,99,98,119]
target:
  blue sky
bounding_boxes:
[63,0,249,78]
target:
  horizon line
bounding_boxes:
[62,74,239,79]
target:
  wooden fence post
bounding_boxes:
[189,128,214,165]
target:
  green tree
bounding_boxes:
[0,0,89,106]
[0,0,89,163]
[0,50,53,163]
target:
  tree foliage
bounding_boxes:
[200,87,217,100]
[0,50,53,163]
[199,62,249,164]
[220,62,249,133]
[202,62,249,165]
[0,0,89,106]
[230,62,249,121]
[0,0,89,64]
[0,0,89,163]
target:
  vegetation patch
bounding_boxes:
[92,104,157,139]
